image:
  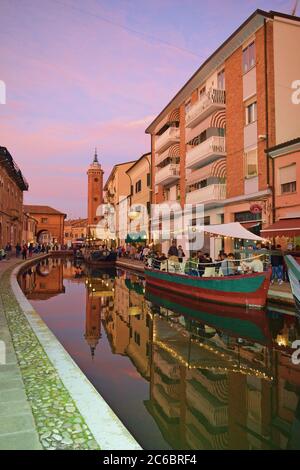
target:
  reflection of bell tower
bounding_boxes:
[87,148,104,237]
[85,290,102,358]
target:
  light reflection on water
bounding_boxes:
[19,257,300,450]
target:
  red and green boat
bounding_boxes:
[144,268,271,309]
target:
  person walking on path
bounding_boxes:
[16,242,21,258]
[5,242,12,260]
[22,244,28,260]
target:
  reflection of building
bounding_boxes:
[126,288,151,379]
[87,150,104,238]
[19,258,65,299]
[103,272,152,378]
[84,273,114,357]
[0,146,28,247]
[85,291,102,358]
[64,218,87,245]
[23,205,66,244]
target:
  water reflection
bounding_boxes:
[19,258,300,450]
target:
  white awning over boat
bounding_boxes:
[189,222,266,241]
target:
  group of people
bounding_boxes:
[0,242,54,261]
[147,241,290,280]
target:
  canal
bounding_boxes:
[19,257,300,450]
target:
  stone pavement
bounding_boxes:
[0,255,99,450]
[0,256,41,449]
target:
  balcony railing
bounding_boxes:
[155,127,180,153]
[186,136,226,169]
[155,163,180,186]
[186,184,226,205]
[186,89,226,128]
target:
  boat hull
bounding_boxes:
[144,268,271,308]
[146,285,271,345]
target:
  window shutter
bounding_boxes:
[279,164,296,185]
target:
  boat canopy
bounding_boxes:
[191,222,266,241]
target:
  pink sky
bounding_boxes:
[0,0,292,217]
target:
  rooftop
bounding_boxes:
[24,205,67,217]
[145,9,300,134]
[0,146,29,191]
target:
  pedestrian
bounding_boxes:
[16,242,21,258]
[22,244,28,260]
[5,242,12,260]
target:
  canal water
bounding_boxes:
[19,257,300,450]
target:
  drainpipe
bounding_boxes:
[264,18,275,224]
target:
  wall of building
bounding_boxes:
[0,164,24,247]
[273,150,300,220]
[273,17,300,145]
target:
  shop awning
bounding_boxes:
[261,218,300,238]
[187,222,266,241]
[125,231,147,243]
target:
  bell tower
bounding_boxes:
[87,148,103,237]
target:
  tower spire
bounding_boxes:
[93,147,98,163]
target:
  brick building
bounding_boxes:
[23,205,66,245]
[146,10,300,256]
[64,218,88,246]
[0,146,28,248]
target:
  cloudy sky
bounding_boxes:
[0,0,293,217]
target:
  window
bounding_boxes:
[147,173,151,187]
[135,180,142,193]
[185,99,191,113]
[244,148,258,178]
[147,201,151,215]
[281,182,296,193]
[134,332,140,346]
[243,41,256,73]
[65,232,69,237]
[280,164,296,194]
[94,178,99,182]
[199,86,206,99]
[41,218,48,224]
[245,101,257,125]
[217,69,225,90]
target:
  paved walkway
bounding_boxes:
[0,256,41,449]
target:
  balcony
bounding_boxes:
[155,164,180,186]
[186,89,226,128]
[186,136,226,169]
[155,127,180,154]
[186,184,226,205]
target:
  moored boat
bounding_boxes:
[84,248,117,267]
[285,255,300,313]
[144,267,271,309]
